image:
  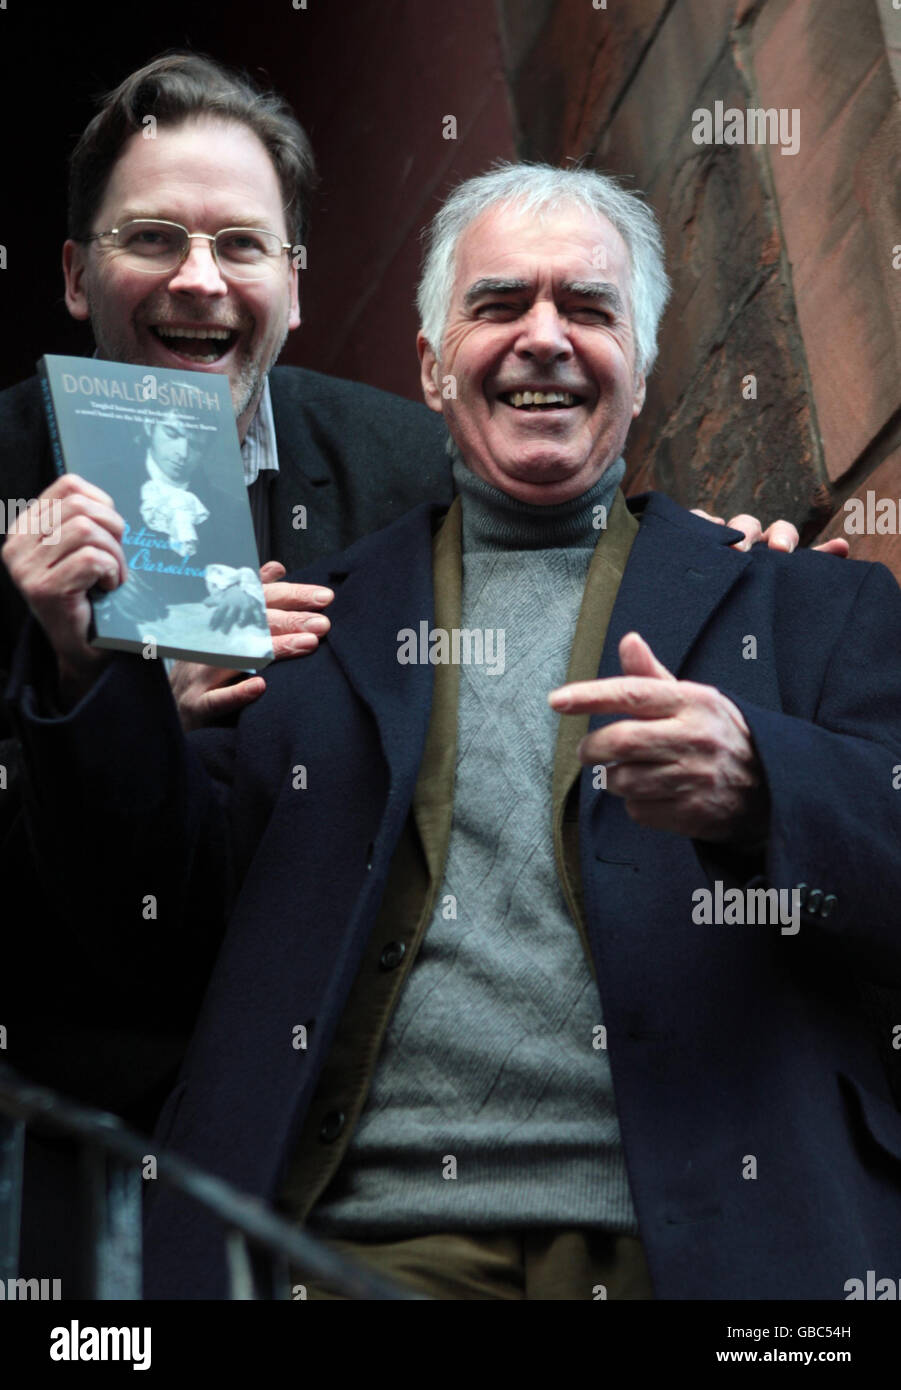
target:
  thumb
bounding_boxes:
[260,560,286,582]
[619,631,676,681]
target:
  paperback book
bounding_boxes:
[38,355,273,669]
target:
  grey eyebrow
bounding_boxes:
[462,277,626,316]
[463,278,530,307]
[561,281,626,315]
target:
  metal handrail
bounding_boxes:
[0,1063,423,1299]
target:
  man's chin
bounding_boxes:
[230,365,267,423]
[476,461,598,505]
[493,453,585,488]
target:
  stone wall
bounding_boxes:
[500,0,901,564]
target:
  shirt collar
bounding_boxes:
[241,376,280,486]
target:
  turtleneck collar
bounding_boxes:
[452,450,626,553]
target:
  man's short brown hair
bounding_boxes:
[68,50,317,246]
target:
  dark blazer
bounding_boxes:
[0,363,451,1289]
[9,493,901,1299]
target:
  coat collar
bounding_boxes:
[320,490,751,793]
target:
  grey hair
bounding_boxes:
[416,161,671,378]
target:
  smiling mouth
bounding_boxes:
[150,325,239,364]
[498,390,584,410]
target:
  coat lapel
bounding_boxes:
[599,493,751,681]
[323,502,443,805]
[266,368,336,573]
[585,492,752,860]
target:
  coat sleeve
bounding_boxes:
[728,561,901,984]
[4,616,237,991]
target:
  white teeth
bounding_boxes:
[506,390,577,408]
[156,327,234,340]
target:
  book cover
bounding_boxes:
[38,355,273,670]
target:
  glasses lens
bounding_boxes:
[214,228,285,280]
[115,221,186,273]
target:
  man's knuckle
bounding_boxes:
[693,732,719,759]
[81,545,111,575]
[69,514,95,543]
[63,491,93,519]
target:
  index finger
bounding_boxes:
[49,473,116,508]
[549,676,684,718]
[261,580,334,609]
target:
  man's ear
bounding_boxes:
[63,240,90,321]
[417,332,444,415]
[632,370,646,418]
[288,264,301,331]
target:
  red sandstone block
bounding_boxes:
[750,0,901,481]
[816,447,901,581]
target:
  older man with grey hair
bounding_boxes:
[7,162,901,1302]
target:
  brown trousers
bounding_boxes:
[303,1229,655,1300]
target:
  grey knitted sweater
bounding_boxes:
[308,459,639,1237]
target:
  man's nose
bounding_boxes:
[167,238,228,295]
[515,302,572,360]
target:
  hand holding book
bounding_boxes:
[1,473,125,709]
[168,562,333,731]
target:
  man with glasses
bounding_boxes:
[1,52,456,754]
[0,50,453,1288]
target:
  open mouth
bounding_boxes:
[150,325,239,364]
[498,390,584,411]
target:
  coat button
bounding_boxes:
[821,894,837,919]
[806,888,823,914]
[319,1111,345,1143]
[379,941,406,971]
[795,883,808,906]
